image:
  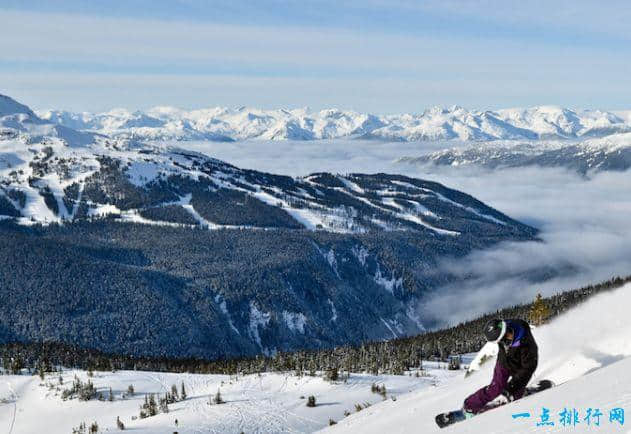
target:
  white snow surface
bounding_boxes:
[39,104,631,142]
[0,369,451,434]
[373,265,403,295]
[283,311,308,334]
[3,284,627,433]
[397,132,631,174]
[249,301,272,353]
[3,94,504,234]
[324,283,631,433]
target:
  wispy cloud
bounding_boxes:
[2,6,631,112]
[416,166,631,327]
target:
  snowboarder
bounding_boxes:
[463,318,538,417]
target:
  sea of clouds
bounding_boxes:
[173,138,631,328]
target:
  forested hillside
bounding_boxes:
[1,275,627,376]
[0,93,540,358]
[0,216,533,359]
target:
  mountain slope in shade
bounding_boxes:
[38,102,631,142]
[1,285,628,433]
[0,94,538,358]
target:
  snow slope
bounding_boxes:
[324,283,631,433]
[1,94,532,238]
[38,104,631,142]
[0,369,459,434]
[0,92,539,363]
[2,285,629,434]
[399,133,631,174]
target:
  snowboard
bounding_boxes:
[435,380,554,429]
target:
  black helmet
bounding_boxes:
[483,318,507,343]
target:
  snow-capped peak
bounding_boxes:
[37,103,631,143]
[0,94,38,119]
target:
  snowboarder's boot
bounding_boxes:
[525,379,554,396]
[435,380,554,428]
[435,409,468,428]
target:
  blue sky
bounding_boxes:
[1,0,630,112]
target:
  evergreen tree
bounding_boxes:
[214,388,224,404]
[148,393,158,416]
[0,274,627,379]
[159,394,170,413]
[171,384,179,401]
[529,293,552,325]
[11,356,24,375]
[180,381,187,400]
[72,422,86,434]
[325,366,338,382]
[89,421,98,434]
[139,394,149,419]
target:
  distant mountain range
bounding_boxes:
[398,134,631,174]
[38,103,631,142]
[1,94,532,231]
[0,93,538,358]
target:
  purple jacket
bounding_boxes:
[464,319,538,413]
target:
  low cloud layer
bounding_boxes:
[417,166,631,327]
[184,139,631,328]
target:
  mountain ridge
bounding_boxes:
[398,133,631,174]
[0,93,533,235]
[34,97,631,142]
[0,93,540,358]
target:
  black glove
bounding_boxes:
[501,388,515,402]
[506,379,519,394]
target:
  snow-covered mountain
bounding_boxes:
[38,102,631,142]
[2,283,629,433]
[0,93,537,359]
[1,93,531,234]
[325,283,631,434]
[398,133,631,174]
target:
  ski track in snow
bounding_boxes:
[0,94,529,238]
[1,369,445,434]
[5,380,17,434]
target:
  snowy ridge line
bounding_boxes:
[1,93,531,237]
[428,189,507,226]
[336,186,460,236]
[398,132,631,174]
[37,102,631,142]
